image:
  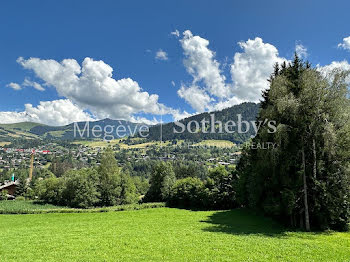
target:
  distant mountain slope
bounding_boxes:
[30,118,147,140]
[0,122,45,131]
[146,102,260,144]
[0,102,260,144]
[0,122,41,142]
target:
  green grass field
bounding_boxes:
[0,200,65,213]
[0,208,349,261]
[0,200,165,214]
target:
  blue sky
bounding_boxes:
[0,0,349,125]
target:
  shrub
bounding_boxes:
[205,166,237,209]
[168,177,206,208]
[62,169,100,208]
[144,162,176,202]
[0,190,8,200]
[35,177,65,205]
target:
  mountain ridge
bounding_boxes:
[0,102,260,143]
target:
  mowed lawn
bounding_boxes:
[0,208,349,262]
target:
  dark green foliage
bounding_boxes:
[205,166,237,209]
[62,169,100,208]
[148,162,238,209]
[35,148,139,208]
[97,148,122,206]
[168,177,206,208]
[144,161,176,202]
[131,176,149,196]
[146,102,259,143]
[0,189,8,200]
[119,173,138,205]
[237,56,350,231]
[35,177,65,205]
[173,161,208,180]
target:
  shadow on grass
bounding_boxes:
[201,209,289,237]
[201,209,341,238]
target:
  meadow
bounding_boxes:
[0,200,164,214]
[0,207,349,261]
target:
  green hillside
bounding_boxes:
[0,122,45,131]
[146,102,259,144]
[0,122,41,142]
[0,103,260,144]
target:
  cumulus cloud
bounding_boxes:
[170,109,192,121]
[178,84,213,112]
[23,78,45,91]
[180,30,229,99]
[0,99,94,126]
[130,116,159,126]
[338,36,350,51]
[6,82,22,91]
[317,60,350,84]
[177,31,288,112]
[231,37,288,102]
[17,57,174,120]
[155,49,168,61]
[295,42,308,59]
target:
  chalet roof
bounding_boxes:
[0,181,19,190]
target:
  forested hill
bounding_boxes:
[0,103,259,143]
[146,102,259,144]
[29,119,144,140]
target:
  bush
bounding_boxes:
[144,162,176,202]
[35,177,65,205]
[15,196,25,201]
[168,177,206,208]
[62,169,100,208]
[0,190,8,200]
[205,166,237,209]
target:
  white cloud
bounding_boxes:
[23,78,45,91]
[180,30,229,99]
[17,57,174,120]
[295,42,308,59]
[231,37,288,102]
[177,84,213,112]
[338,36,350,51]
[177,31,288,112]
[0,99,94,126]
[130,116,159,125]
[317,60,350,84]
[155,49,168,61]
[6,82,22,91]
[170,109,192,121]
[171,29,180,38]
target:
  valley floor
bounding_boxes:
[0,208,349,261]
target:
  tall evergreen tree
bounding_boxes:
[237,56,350,230]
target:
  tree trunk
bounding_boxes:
[302,145,311,231]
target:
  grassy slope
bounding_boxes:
[0,122,41,140]
[0,208,349,261]
[0,122,44,131]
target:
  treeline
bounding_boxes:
[11,149,146,208]
[145,102,259,143]
[143,161,237,209]
[237,55,350,231]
